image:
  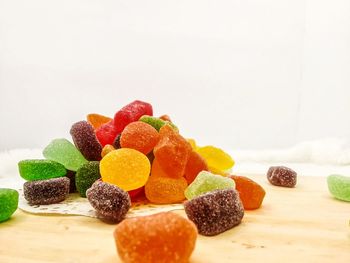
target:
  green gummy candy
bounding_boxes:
[139,115,178,132]
[0,188,19,222]
[184,171,235,200]
[75,161,101,197]
[327,174,350,202]
[18,159,67,181]
[43,138,88,171]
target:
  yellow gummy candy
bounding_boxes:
[187,139,197,150]
[100,148,150,191]
[195,146,234,172]
[101,144,115,158]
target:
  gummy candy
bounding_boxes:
[139,115,178,132]
[184,171,235,200]
[0,188,18,222]
[114,212,197,263]
[114,100,153,133]
[101,144,115,158]
[145,176,187,204]
[187,139,197,149]
[87,113,112,129]
[327,174,350,202]
[43,138,88,171]
[128,186,145,201]
[120,121,159,155]
[75,161,101,197]
[70,121,102,161]
[150,158,168,178]
[96,120,119,147]
[23,177,70,205]
[195,145,234,172]
[267,166,297,187]
[153,125,192,178]
[184,151,209,184]
[87,181,131,222]
[18,159,66,181]
[66,170,77,193]
[113,134,121,149]
[100,148,150,191]
[159,114,171,122]
[184,188,244,236]
[229,175,266,210]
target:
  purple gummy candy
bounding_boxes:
[23,177,70,205]
[70,121,102,161]
[184,188,244,236]
[113,134,121,149]
[267,166,297,187]
[87,181,131,223]
[66,170,76,193]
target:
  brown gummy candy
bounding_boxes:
[267,166,297,187]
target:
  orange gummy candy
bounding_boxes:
[145,176,187,204]
[153,125,192,178]
[151,158,168,178]
[114,212,197,263]
[159,114,172,122]
[229,175,266,210]
[184,151,209,184]
[87,113,112,129]
[101,144,115,158]
[120,121,159,155]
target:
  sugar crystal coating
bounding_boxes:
[114,212,197,263]
[112,134,121,149]
[101,144,115,158]
[184,151,209,184]
[195,145,234,172]
[18,159,66,181]
[267,166,297,187]
[70,121,102,161]
[0,188,19,222]
[184,188,244,236]
[139,115,178,132]
[66,170,77,193]
[75,161,101,197]
[327,174,350,202]
[96,120,119,147]
[87,113,112,129]
[23,177,70,205]
[87,181,131,222]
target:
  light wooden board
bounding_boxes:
[0,175,349,263]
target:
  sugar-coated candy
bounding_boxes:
[0,188,18,223]
[229,175,266,210]
[114,100,153,133]
[100,148,150,191]
[159,114,171,122]
[128,186,145,201]
[139,115,178,132]
[151,158,168,178]
[267,166,297,187]
[327,174,350,202]
[87,113,112,129]
[145,176,187,204]
[43,138,88,171]
[153,125,192,178]
[187,138,197,149]
[101,144,115,158]
[70,121,102,161]
[184,151,209,184]
[66,170,77,193]
[87,181,131,222]
[96,120,119,147]
[76,161,101,197]
[113,134,121,149]
[184,171,235,200]
[114,212,197,263]
[184,189,244,236]
[18,159,66,181]
[23,177,70,205]
[195,145,234,172]
[120,121,159,155]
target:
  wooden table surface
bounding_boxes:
[0,175,349,263]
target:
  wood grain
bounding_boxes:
[0,175,349,263]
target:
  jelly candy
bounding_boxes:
[101,144,115,158]
[96,120,119,147]
[184,171,235,200]
[267,166,297,187]
[195,145,234,172]
[87,113,112,129]
[43,138,88,171]
[327,174,350,202]
[114,212,197,263]
[153,125,191,178]
[76,161,101,197]
[66,170,77,193]
[229,175,266,210]
[100,148,150,191]
[70,121,102,161]
[114,100,153,133]
[150,158,168,178]
[18,159,66,181]
[23,177,70,205]
[120,121,159,155]
[113,134,121,149]
[145,176,187,204]
[187,139,197,149]
[0,188,18,222]
[159,114,171,122]
[87,181,131,222]
[139,115,178,132]
[184,151,209,184]
[128,186,145,201]
[184,189,244,236]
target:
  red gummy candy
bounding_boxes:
[96,120,119,147]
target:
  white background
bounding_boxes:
[0,0,349,151]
